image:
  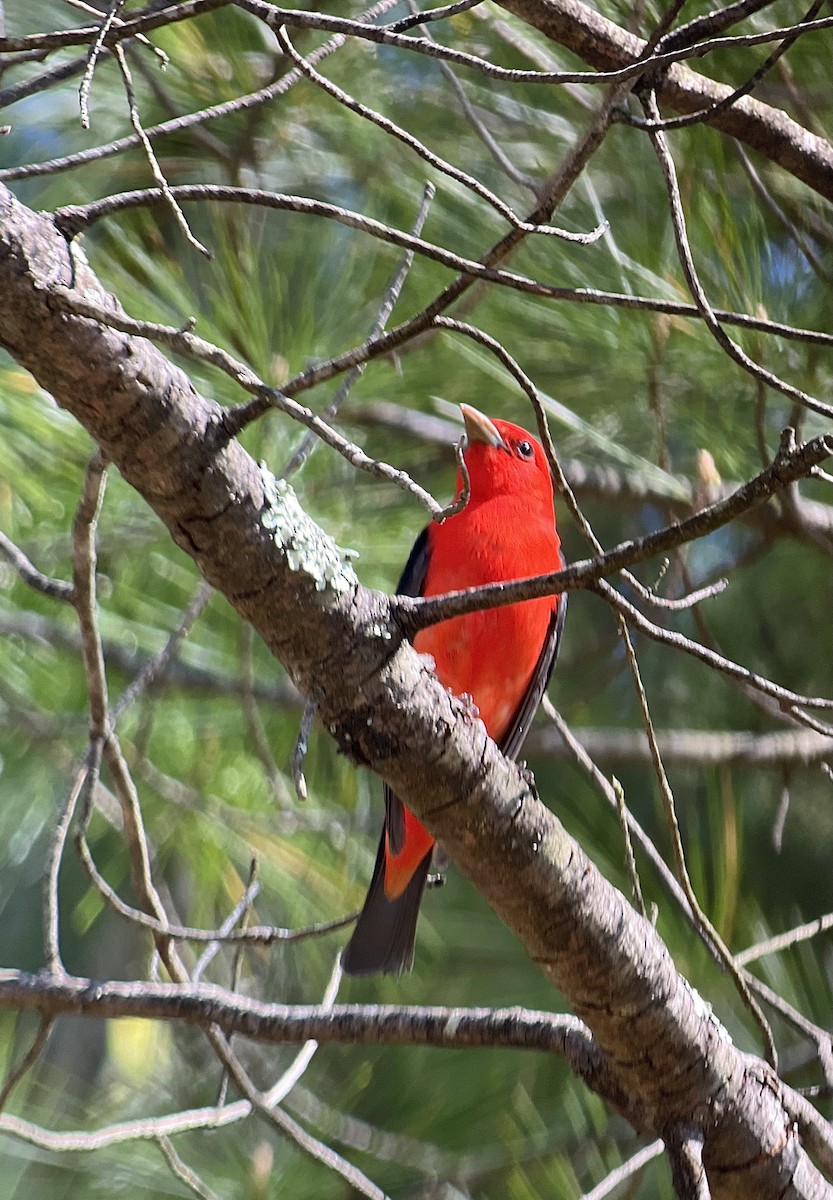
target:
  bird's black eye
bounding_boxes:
[517,440,534,459]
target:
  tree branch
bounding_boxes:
[496,0,833,201]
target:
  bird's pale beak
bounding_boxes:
[460,404,508,451]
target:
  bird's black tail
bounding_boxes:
[342,832,432,976]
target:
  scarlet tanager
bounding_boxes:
[342,404,566,975]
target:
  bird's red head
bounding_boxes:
[458,404,555,518]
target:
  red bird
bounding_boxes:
[342,405,566,975]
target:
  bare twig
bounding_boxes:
[50,287,446,519]
[620,0,826,134]
[78,0,126,129]
[0,0,398,180]
[112,580,213,721]
[112,42,210,257]
[542,699,700,934]
[0,1018,53,1114]
[580,1139,664,1199]
[735,912,833,967]
[205,1027,391,1200]
[44,744,102,974]
[156,1136,222,1200]
[597,580,833,722]
[13,1,832,91]
[611,776,646,918]
[404,0,540,192]
[262,955,343,1107]
[641,90,829,419]
[280,182,437,479]
[742,973,833,1086]
[0,531,74,602]
[386,0,485,34]
[781,1087,833,1181]
[192,867,260,984]
[618,615,777,1066]
[75,828,357,944]
[278,28,602,240]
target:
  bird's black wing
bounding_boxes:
[498,592,567,763]
[342,526,433,976]
[384,525,430,856]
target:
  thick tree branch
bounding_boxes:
[0,184,830,1199]
[496,0,833,201]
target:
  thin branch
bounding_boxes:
[277,27,602,240]
[541,700,702,936]
[580,1139,664,1199]
[529,723,833,768]
[112,41,210,257]
[0,531,74,602]
[780,1088,833,1182]
[660,0,780,52]
[156,1136,222,1200]
[612,775,646,918]
[75,830,358,943]
[0,0,398,181]
[735,912,833,968]
[618,615,777,1066]
[78,0,126,129]
[12,1,833,92]
[400,431,833,635]
[280,181,437,479]
[597,580,833,722]
[49,287,447,519]
[494,0,833,201]
[102,732,186,979]
[204,1027,391,1200]
[0,1018,53,1113]
[192,868,260,984]
[65,0,168,62]
[53,184,614,313]
[44,744,102,974]
[262,955,343,1107]
[743,973,833,1087]
[0,971,596,1056]
[112,580,213,721]
[0,1102,252,1153]
[734,144,833,288]
[618,0,826,133]
[386,0,485,34]
[640,90,829,418]
[404,0,540,193]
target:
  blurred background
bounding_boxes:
[0,0,831,1196]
